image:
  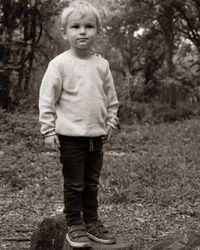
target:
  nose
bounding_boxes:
[80,26,86,34]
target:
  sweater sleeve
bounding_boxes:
[104,61,119,129]
[38,60,62,136]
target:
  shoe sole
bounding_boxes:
[66,234,91,248]
[87,232,116,244]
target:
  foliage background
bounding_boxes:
[1,0,200,123]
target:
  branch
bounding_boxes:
[110,66,126,76]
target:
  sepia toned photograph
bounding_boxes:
[1,0,200,249]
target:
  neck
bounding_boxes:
[69,48,91,59]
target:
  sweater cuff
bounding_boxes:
[106,121,118,130]
[43,130,56,137]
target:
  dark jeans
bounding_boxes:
[59,135,103,226]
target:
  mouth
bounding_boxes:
[78,38,88,42]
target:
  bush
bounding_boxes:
[118,101,200,125]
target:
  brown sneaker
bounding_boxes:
[66,224,91,248]
[85,220,116,244]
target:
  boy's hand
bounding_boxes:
[101,126,113,144]
[106,125,113,140]
[44,134,60,151]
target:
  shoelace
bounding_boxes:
[94,221,108,234]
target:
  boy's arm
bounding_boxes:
[104,61,119,130]
[39,60,62,137]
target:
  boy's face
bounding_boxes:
[62,12,98,52]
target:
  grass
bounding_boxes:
[102,119,200,206]
[1,111,200,249]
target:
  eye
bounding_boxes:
[86,24,95,28]
[71,24,79,29]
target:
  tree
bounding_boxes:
[0,0,64,108]
[174,0,200,52]
[154,0,176,75]
[99,0,166,102]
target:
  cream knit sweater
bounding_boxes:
[39,51,119,137]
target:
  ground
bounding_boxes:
[1,112,200,249]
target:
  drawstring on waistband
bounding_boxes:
[89,138,94,152]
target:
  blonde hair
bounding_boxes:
[61,1,101,32]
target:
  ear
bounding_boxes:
[61,28,68,40]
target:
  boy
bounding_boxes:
[39,0,119,248]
